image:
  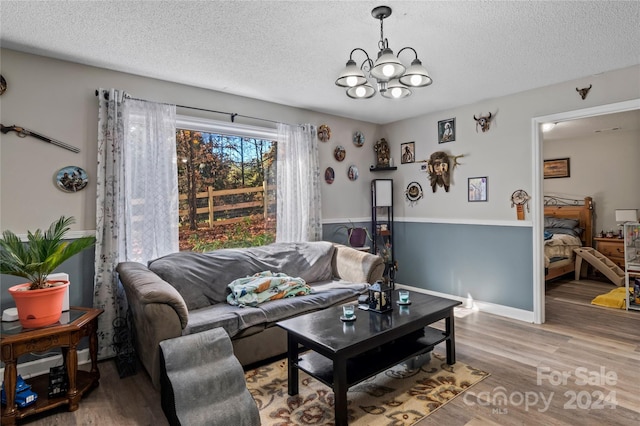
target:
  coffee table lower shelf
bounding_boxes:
[296,326,446,388]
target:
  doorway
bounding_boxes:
[532,99,640,324]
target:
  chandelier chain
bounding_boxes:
[378,15,387,50]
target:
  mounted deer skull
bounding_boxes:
[576,84,592,100]
[473,113,493,132]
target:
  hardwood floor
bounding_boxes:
[19,279,639,425]
[418,278,640,426]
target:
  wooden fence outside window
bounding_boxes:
[178,182,275,228]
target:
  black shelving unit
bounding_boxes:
[371,179,395,286]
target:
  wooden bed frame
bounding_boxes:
[544,195,594,281]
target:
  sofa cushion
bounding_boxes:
[148,241,335,310]
[184,280,368,336]
[184,304,267,337]
[242,241,335,283]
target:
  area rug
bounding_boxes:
[245,352,489,426]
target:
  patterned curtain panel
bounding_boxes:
[276,123,322,242]
[94,89,178,359]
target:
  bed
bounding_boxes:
[544,195,594,281]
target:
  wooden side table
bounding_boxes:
[594,237,625,270]
[1,307,103,426]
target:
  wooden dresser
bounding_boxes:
[594,237,625,270]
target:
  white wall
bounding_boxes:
[544,128,640,233]
[0,49,383,233]
[382,66,640,224]
[3,49,638,233]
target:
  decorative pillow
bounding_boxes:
[544,216,579,229]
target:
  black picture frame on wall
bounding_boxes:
[438,118,456,143]
[468,177,488,202]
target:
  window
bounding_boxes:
[176,116,277,251]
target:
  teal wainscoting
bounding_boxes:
[393,222,533,311]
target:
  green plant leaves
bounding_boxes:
[0,216,96,289]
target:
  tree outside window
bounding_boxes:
[176,128,276,251]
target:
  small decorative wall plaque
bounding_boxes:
[347,165,359,181]
[55,166,88,192]
[325,167,335,184]
[318,124,331,142]
[353,131,364,147]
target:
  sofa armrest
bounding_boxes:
[116,262,190,389]
[332,244,385,284]
[116,262,189,329]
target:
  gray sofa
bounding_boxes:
[117,241,384,389]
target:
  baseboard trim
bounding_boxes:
[0,349,92,379]
[395,283,535,323]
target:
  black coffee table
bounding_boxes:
[276,290,461,426]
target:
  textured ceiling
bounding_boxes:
[1,1,639,124]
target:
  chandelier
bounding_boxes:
[335,5,433,99]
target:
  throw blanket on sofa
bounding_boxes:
[226,271,311,307]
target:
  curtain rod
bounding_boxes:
[94,90,294,126]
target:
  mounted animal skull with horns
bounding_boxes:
[474,113,493,133]
[576,84,592,100]
[426,151,464,193]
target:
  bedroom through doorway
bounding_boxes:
[533,99,640,323]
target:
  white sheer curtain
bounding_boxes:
[276,123,322,242]
[94,89,178,359]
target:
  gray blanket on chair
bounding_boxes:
[159,328,260,426]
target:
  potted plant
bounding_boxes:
[336,220,373,248]
[0,216,96,328]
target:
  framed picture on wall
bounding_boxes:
[543,158,570,178]
[400,141,415,164]
[438,118,456,143]
[468,176,488,202]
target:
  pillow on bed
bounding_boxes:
[545,227,583,238]
[544,216,579,229]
